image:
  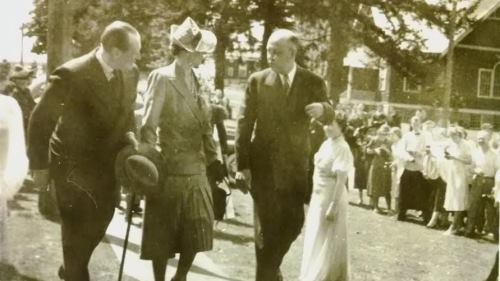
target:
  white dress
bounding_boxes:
[0,95,29,261]
[300,137,353,281]
[442,140,471,211]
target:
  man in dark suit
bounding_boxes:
[28,21,141,281]
[235,29,334,281]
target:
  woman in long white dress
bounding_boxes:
[300,117,354,281]
[0,95,29,261]
[442,126,471,235]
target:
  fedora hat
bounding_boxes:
[170,17,217,53]
[115,144,164,196]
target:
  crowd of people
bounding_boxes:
[0,15,498,281]
[336,103,500,240]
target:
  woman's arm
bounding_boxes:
[325,170,348,221]
[141,70,166,146]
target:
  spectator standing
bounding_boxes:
[465,130,498,238]
[398,116,432,223]
[389,127,405,214]
[6,66,36,134]
[442,127,472,235]
[0,95,29,262]
[366,124,392,213]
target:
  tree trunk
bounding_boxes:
[214,24,227,91]
[47,0,74,76]
[259,0,277,69]
[326,3,350,103]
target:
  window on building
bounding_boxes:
[403,77,421,93]
[478,63,500,99]
[493,65,500,98]
[478,68,493,98]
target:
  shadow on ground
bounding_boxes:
[223,218,253,228]
[214,229,254,245]
[0,263,43,281]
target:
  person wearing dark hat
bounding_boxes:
[235,28,334,281]
[6,66,35,134]
[140,17,220,281]
[28,21,141,281]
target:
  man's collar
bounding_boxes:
[284,63,297,83]
[276,63,297,84]
[95,48,115,81]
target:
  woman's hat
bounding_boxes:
[9,66,35,80]
[115,144,164,196]
[170,17,217,53]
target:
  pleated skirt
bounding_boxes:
[140,174,214,260]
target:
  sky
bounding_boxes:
[0,0,46,63]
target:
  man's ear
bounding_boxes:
[110,47,122,59]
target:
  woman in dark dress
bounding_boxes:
[366,125,392,213]
[348,105,369,205]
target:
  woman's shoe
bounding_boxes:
[426,214,439,229]
[443,226,460,236]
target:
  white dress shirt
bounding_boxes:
[278,63,297,95]
[471,146,498,177]
[95,48,115,81]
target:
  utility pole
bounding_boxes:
[20,24,25,65]
[443,0,457,115]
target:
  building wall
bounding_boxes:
[452,47,500,111]
[388,62,443,106]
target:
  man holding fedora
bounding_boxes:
[235,29,334,281]
[140,17,220,281]
[28,21,141,281]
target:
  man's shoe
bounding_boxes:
[58,265,65,280]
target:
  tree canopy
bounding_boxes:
[26,0,480,98]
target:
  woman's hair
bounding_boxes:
[378,124,390,133]
[332,115,348,134]
[448,126,461,138]
[171,43,187,56]
[390,127,402,139]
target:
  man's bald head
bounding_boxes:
[266,29,300,74]
[267,29,300,54]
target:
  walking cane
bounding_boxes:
[118,192,136,281]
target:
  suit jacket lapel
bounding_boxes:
[170,64,203,124]
[264,70,287,107]
[287,66,305,114]
[87,51,116,108]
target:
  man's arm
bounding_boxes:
[28,68,70,170]
[305,76,334,122]
[235,75,258,171]
[314,78,334,122]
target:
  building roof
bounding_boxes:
[371,0,500,54]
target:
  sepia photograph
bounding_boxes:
[0,0,499,280]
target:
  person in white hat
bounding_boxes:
[140,17,220,281]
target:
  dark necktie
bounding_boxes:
[110,70,122,99]
[282,75,290,96]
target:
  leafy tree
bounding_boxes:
[26,0,252,91]
[244,0,478,101]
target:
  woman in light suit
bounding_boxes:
[140,17,219,281]
[0,95,29,262]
